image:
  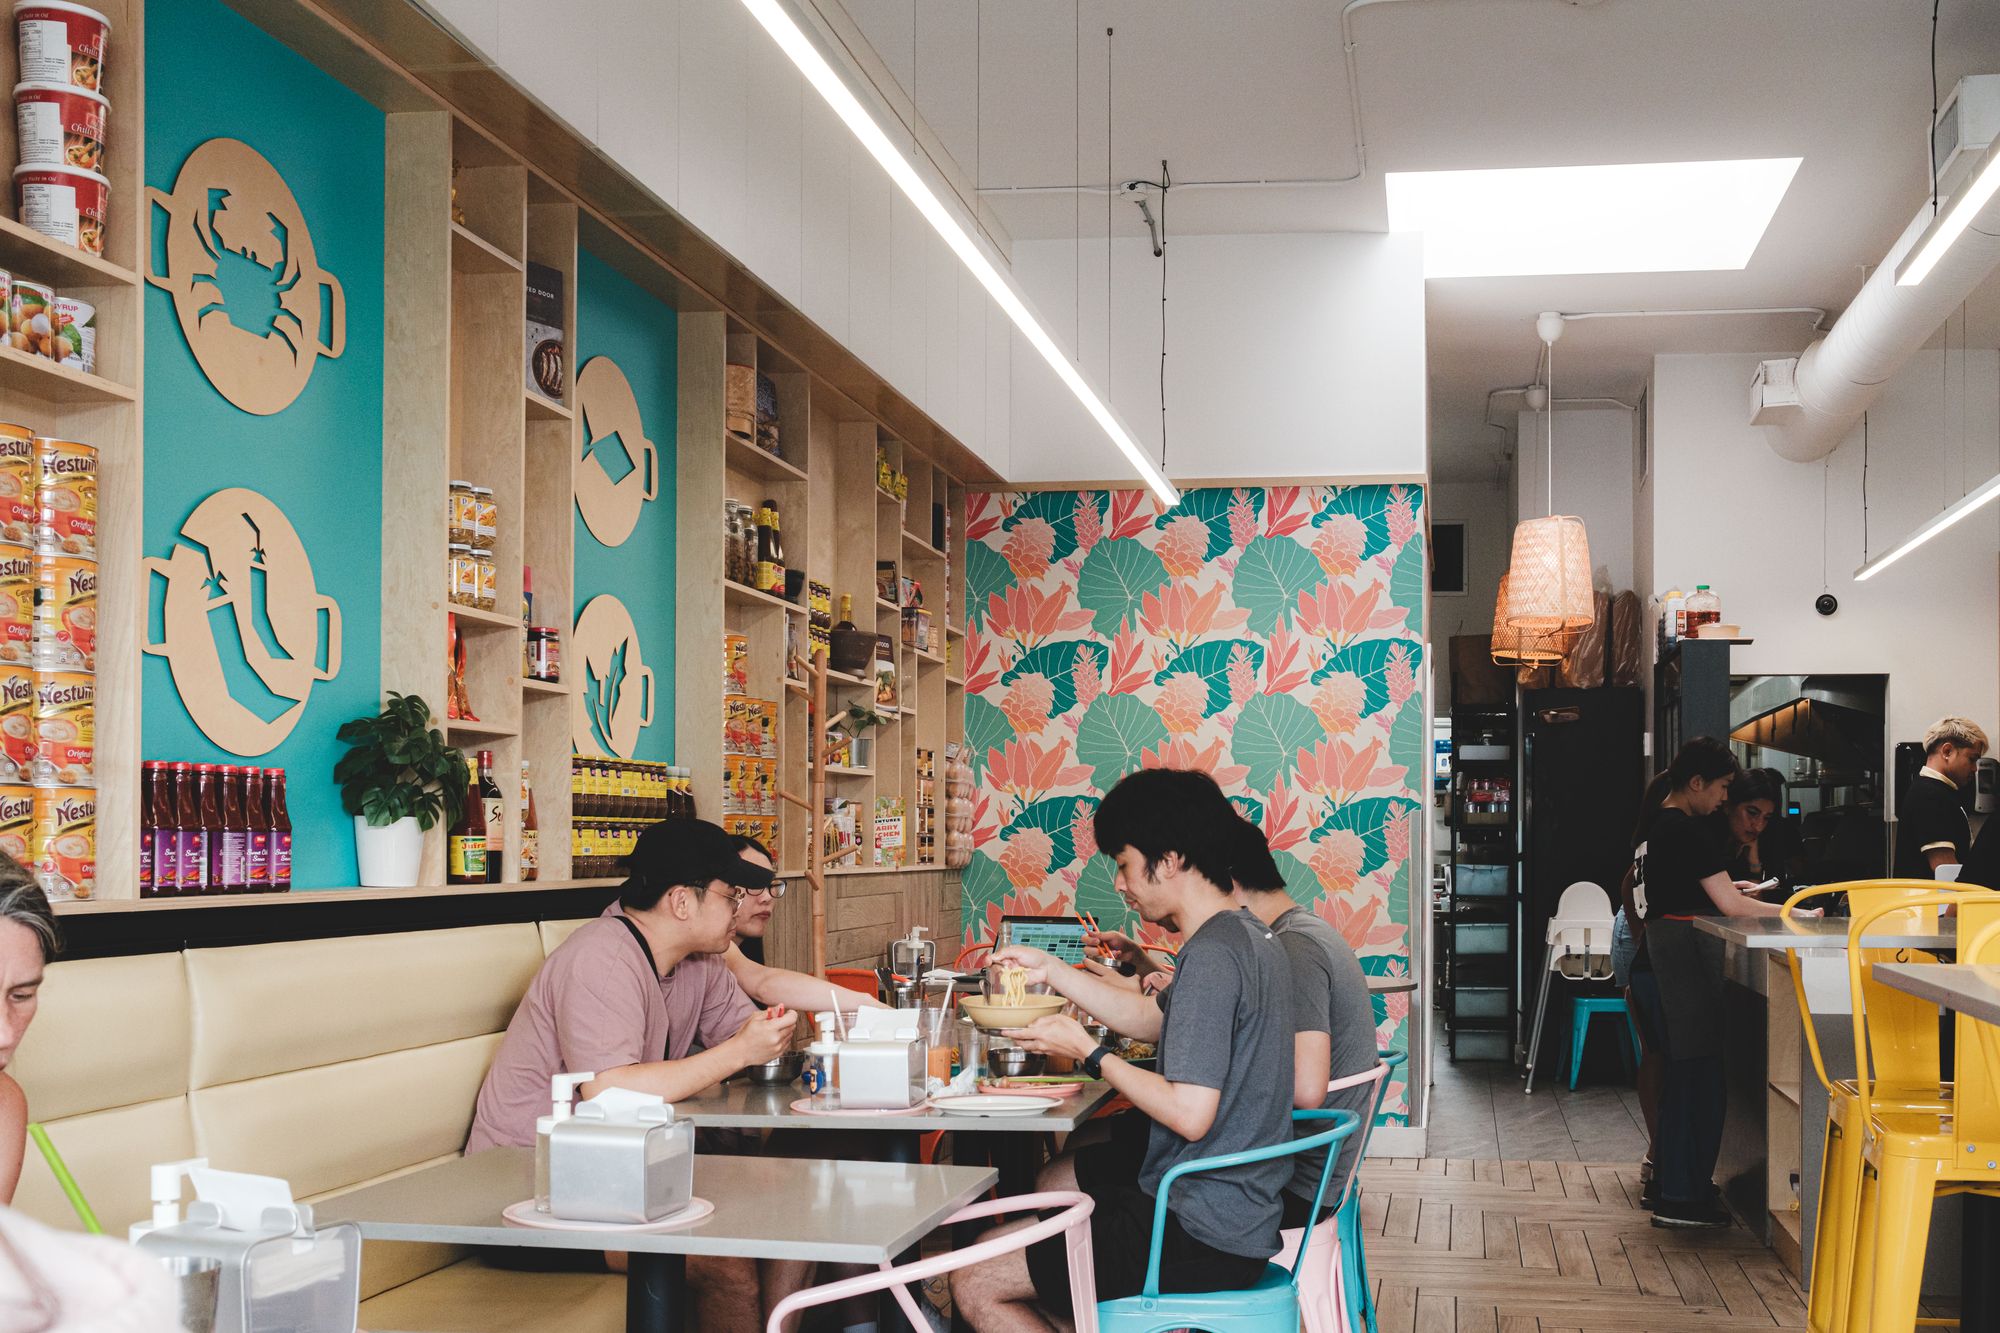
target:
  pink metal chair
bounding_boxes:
[765,1190,1099,1333]
[1273,1060,1392,1333]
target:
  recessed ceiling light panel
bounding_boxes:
[1386,157,1802,279]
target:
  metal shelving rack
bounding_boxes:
[1443,705,1518,1061]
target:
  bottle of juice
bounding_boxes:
[216,765,248,892]
[268,769,292,891]
[244,765,269,891]
[195,764,223,895]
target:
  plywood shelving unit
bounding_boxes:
[0,0,145,901]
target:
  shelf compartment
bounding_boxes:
[451,605,525,632]
[902,530,944,560]
[0,215,141,290]
[726,433,808,484]
[525,390,571,421]
[0,343,137,403]
[826,764,875,778]
[724,579,807,615]
[452,220,524,273]
[911,647,944,666]
[522,677,570,697]
[447,718,520,740]
[875,597,899,615]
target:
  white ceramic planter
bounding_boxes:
[353,815,423,887]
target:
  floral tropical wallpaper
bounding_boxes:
[959,484,1427,1121]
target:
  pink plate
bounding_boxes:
[980,1080,1084,1099]
[501,1196,716,1232]
[788,1097,931,1117]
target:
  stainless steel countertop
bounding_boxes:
[1693,915,1956,951]
[684,1077,1119,1130]
[1872,963,2000,1026]
[1367,976,1418,995]
[316,1148,996,1261]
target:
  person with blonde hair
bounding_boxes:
[1895,716,1989,880]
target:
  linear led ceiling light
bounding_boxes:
[739,0,1179,506]
[1895,149,2000,286]
[1853,470,2000,581]
[1386,158,1801,279]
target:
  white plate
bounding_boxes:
[932,1095,1051,1117]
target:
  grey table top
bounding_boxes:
[1367,976,1419,995]
[1872,963,2000,1026]
[316,1148,996,1262]
[686,1077,1119,1130]
[1693,914,1956,951]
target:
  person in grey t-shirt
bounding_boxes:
[1228,818,1380,1226]
[952,770,1296,1329]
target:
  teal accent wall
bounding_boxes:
[574,249,678,761]
[143,0,384,888]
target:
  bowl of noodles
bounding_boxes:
[961,964,1066,1029]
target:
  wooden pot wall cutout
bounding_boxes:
[144,489,342,756]
[574,356,658,547]
[145,138,347,416]
[571,594,654,758]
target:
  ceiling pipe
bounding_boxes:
[1762,194,2000,463]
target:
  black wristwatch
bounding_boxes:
[1082,1043,1117,1078]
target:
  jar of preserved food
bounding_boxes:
[472,485,497,548]
[733,503,757,587]
[447,543,475,606]
[724,499,747,584]
[448,480,477,545]
[525,626,560,682]
[471,548,497,611]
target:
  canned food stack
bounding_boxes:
[446,479,498,612]
[0,424,96,900]
[721,693,777,848]
[913,747,937,865]
[13,2,112,257]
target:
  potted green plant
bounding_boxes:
[826,701,889,770]
[333,692,468,886]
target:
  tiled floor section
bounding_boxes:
[1425,1026,1651,1164]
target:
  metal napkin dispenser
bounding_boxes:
[549,1102,694,1224]
[134,1205,361,1333]
[837,1037,926,1109]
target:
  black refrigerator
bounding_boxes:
[1516,686,1647,1066]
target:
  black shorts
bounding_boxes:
[1024,1121,1269,1314]
[1278,1188,1334,1231]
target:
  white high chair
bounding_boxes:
[1523,881,1616,1094]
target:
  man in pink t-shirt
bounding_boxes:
[467,817,796,1333]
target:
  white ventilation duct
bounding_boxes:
[1758,190,2000,463]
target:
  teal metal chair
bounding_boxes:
[1340,1048,1406,1333]
[1567,995,1642,1090]
[1096,1107,1359,1333]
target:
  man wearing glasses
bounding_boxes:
[719,835,885,1014]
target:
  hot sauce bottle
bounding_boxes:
[176,762,207,894]
[243,765,269,891]
[448,754,487,884]
[268,768,292,891]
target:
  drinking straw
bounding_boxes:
[830,985,846,1040]
[26,1124,100,1235]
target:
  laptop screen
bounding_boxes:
[998,915,1088,964]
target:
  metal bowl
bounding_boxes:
[744,1051,804,1085]
[988,1046,1046,1078]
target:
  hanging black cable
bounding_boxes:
[1159,161,1169,472]
[1931,0,1943,216]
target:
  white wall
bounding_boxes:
[1648,350,2000,774]
[1008,233,1428,482]
[1429,478,1511,713]
[1514,406,1637,595]
[420,0,1013,476]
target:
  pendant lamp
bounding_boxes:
[1490,574,1574,666]
[1504,313,1596,635]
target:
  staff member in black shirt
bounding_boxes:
[1628,738,1806,1229]
[1894,717,1987,880]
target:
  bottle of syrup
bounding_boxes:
[519,760,539,882]
[174,762,205,894]
[141,761,170,897]
[196,764,224,894]
[478,750,506,883]
[268,769,292,892]
[244,766,270,891]
[448,754,487,883]
[215,765,248,892]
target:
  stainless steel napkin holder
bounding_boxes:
[548,1102,694,1224]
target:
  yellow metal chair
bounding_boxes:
[1782,881,1984,1333]
[1842,893,2000,1331]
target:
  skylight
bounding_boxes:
[1386,158,1802,279]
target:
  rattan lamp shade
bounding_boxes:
[1503,515,1595,633]
[1490,575,1574,665]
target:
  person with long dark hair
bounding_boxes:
[1628,738,1809,1228]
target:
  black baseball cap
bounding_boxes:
[622,817,776,901]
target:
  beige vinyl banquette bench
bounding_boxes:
[9,912,621,1333]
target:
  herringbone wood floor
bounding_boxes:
[1354,1157,1808,1333]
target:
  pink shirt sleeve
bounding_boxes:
[692,956,759,1053]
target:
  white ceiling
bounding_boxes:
[838,0,2000,483]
